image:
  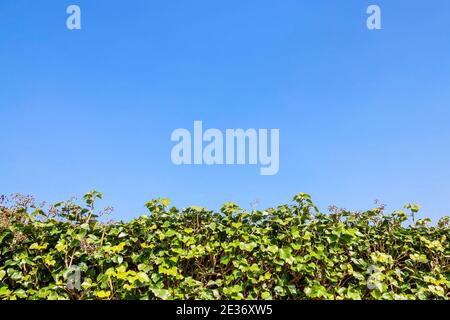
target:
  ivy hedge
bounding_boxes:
[0,191,449,300]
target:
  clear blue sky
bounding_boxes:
[1,0,450,222]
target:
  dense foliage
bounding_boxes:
[0,191,449,300]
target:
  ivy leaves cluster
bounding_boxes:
[0,191,449,300]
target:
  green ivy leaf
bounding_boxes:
[151,288,170,299]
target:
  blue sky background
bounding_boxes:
[1,0,450,222]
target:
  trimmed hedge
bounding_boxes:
[0,191,449,300]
